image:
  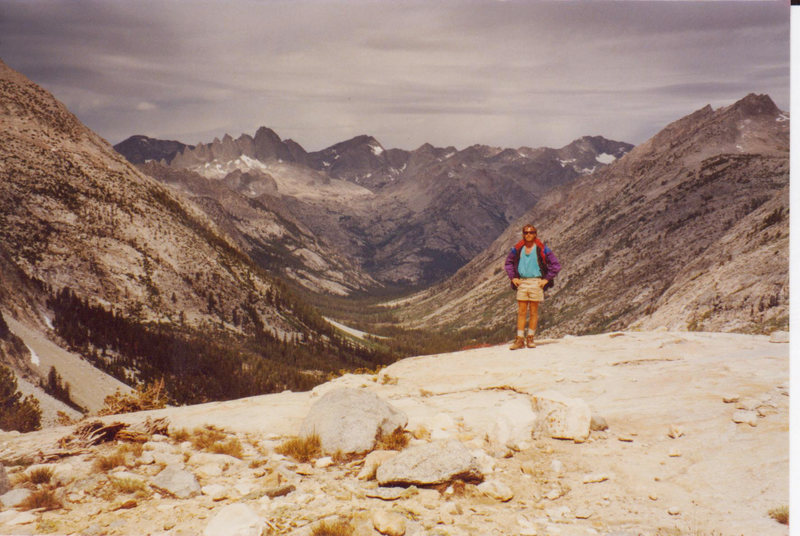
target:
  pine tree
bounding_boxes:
[0,365,41,432]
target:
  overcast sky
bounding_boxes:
[0,0,790,151]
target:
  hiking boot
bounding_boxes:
[509,336,525,350]
[526,335,536,348]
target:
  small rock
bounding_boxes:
[195,463,223,478]
[668,449,681,457]
[376,440,482,486]
[590,414,608,432]
[357,450,397,480]
[234,481,256,496]
[201,484,228,501]
[545,487,564,500]
[366,487,408,501]
[736,398,760,411]
[582,473,609,484]
[550,459,564,474]
[5,511,37,526]
[151,466,201,499]
[769,330,789,343]
[757,405,777,417]
[617,435,634,442]
[722,394,740,404]
[295,463,313,475]
[668,506,681,516]
[114,499,138,510]
[531,391,592,442]
[0,488,31,508]
[315,456,334,468]
[667,424,684,438]
[574,509,593,519]
[477,479,514,502]
[439,510,455,525]
[517,514,539,535]
[372,510,406,536]
[732,410,758,427]
[203,503,264,536]
[546,505,571,521]
[649,494,658,501]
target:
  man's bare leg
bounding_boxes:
[527,301,540,348]
[510,301,529,350]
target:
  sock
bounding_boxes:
[517,330,524,337]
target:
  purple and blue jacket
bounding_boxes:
[504,238,561,290]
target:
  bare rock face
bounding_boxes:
[300,388,408,455]
[375,440,483,486]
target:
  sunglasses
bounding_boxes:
[523,230,536,235]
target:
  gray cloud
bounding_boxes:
[0,0,789,151]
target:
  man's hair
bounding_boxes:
[522,224,537,233]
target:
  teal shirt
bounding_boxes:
[518,245,542,278]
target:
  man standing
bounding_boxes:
[504,224,561,349]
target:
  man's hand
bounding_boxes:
[512,278,521,288]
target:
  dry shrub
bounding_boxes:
[98,378,167,416]
[376,428,409,451]
[210,437,244,459]
[17,489,62,511]
[249,458,267,469]
[312,518,354,536]
[170,427,190,443]
[92,450,127,472]
[185,426,244,459]
[276,434,321,463]
[190,426,227,450]
[28,467,54,485]
[118,442,144,459]
[111,477,150,498]
[769,505,789,525]
[55,411,77,426]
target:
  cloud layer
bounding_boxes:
[0,0,789,151]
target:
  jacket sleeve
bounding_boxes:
[504,248,518,281]
[543,247,561,281]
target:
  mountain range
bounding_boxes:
[0,59,392,409]
[118,128,632,288]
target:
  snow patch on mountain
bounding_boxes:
[596,153,616,164]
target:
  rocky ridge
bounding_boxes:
[397,93,789,336]
[0,330,788,536]
[0,58,387,406]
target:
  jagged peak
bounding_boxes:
[254,126,281,139]
[725,93,780,117]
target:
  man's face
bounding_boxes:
[523,228,537,240]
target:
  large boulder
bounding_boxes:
[376,440,483,486]
[531,391,592,442]
[300,388,407,455]
[203,503,264,536]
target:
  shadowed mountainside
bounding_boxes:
[396,94,789,337]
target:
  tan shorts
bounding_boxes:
[516,278,545,302]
